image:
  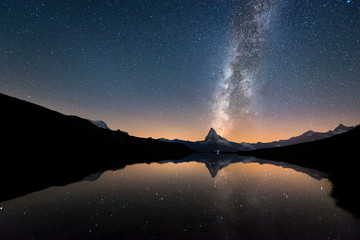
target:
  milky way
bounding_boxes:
[212,0,277,135]
[1,0,359,142]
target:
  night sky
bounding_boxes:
[1,0,359,143]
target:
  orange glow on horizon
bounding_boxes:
[108,118,359,144]
[22,93,359,144]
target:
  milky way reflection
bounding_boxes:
[0,156,359,239]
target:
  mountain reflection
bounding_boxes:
[82,154,327,182]
[159,154,327,180]
[1,155,359,240]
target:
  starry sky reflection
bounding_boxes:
[0,157,359,239]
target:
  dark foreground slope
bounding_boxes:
[238,127,360,217]
[0,92,194,201]
[238,126,360,168]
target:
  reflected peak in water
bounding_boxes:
[159,154,327,180]
[1,154,359,240]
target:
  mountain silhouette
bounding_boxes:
[0,92,194,201]
[161,125,356,153]
[160,128,252,152]
[1,92,194,156]
[205,128,226,142]
[238,126,360,161]
[253,124,357,149]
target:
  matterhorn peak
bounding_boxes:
[204,128,231,145]
[205,128,220,141]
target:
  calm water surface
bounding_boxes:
[1,155,359,239]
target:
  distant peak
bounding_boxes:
[334,123,352,132]
[205,128,219,141]
[88,119,109,130]
[209,128,217,134]
[335,124,345,129]
[302,130,314,137]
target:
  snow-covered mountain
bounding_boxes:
[87,119,110,130]
[204,128,228,143]
[86,119,356,153]
[333,124,354,134]
[253,124,356,149]
[160,124,356,153]
[160,128,252,153]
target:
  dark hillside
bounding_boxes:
[0,92,194,201]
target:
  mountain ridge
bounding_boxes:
[253,123,357,149]
[0,92,195,201]
[0,92,195,156]
[160,124,357,153]
[160,128,251,152]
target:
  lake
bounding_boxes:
[1,154,359,239]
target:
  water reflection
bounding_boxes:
[0,155,359,239]
[160,154,327,180]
